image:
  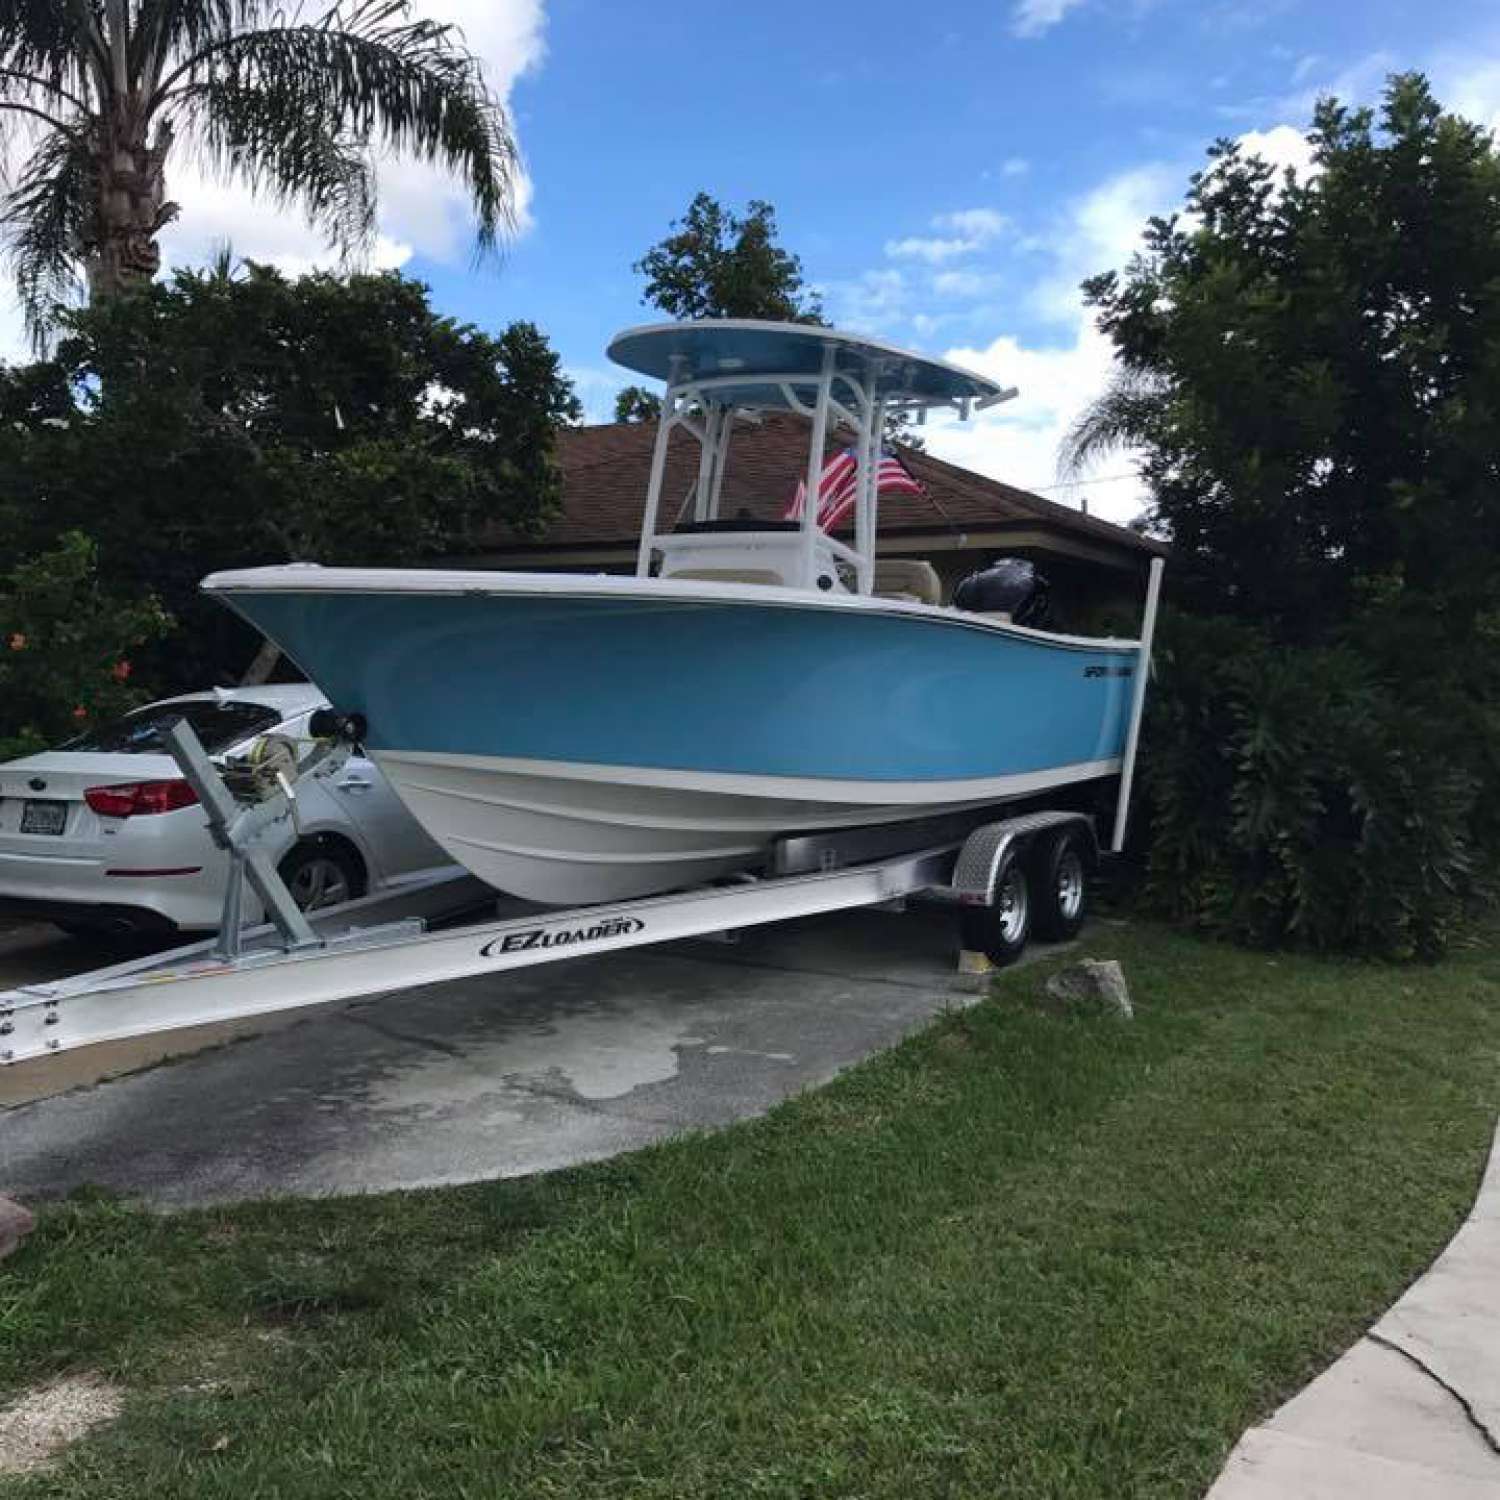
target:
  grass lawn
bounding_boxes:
[2,917,1497,1498]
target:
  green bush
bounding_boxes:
[1138,610,1488,960]
[0,266,580,693]
[0,532,172,761]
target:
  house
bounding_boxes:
[463,414,1162,630]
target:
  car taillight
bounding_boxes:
[84,779,200,818]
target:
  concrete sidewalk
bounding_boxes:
[1207,1119,1500,1498]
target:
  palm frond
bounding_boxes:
[180,77,377,254]
[130,0,274,92]
[0,1,106,103]
[1059,367,1168,478]
[0,67,88,113]
[162,0,519,253]
[1,124,93,345]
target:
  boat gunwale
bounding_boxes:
[201,567,1143,655]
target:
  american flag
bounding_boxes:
[783,446,924,530]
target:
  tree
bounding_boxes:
[613,385,660,423]
[635,193,823,323]
[628,193,927,445]
[1063,74,1500,955]
[0,0,518,338]
[0,531,171,758]
[1067,73,1500,643]
[0,262,580,688]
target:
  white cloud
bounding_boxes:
[157,166,418,277]
[1234,123,1317,178]
[0,117,50,359]
[927,322,1148,527]
[143,0,545,280]
[1290,53,1322,86]
[1272,48,1397,124]
[937,208,1009,239]
[911,311,963,338]
[1441,57,1500,135]
[1213,47,1396,127]
[1011,0,1086,39]
[982,157,1032,184]
[885,207,1007,264]
[566,364,630,425]
[1030,163,1178,323]
[886,235,982,264]
[917,162,1185,527]
[932,268,1005,298]
[921,115,1328,523]
[825,268,908,333]
[0,290,29,364]
[1264,45,1500,141]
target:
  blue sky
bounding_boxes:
[62,1,1500,521]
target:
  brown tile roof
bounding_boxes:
[479,413,1161,558]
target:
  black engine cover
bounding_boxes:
[952,558,1051,627]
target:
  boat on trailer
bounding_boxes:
[3,321,1164,1066]
[203,319,1153,907]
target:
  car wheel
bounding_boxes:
[277,840,366,913]
[1030,827,1090,943]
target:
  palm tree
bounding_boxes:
[0,0,518,339]
[1058,366,1166,480]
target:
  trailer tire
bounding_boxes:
[960,857,1031,966]
[1030,827,1089,943]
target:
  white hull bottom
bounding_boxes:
[374,751,1122,905]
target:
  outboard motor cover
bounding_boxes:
[953,558,1051,627]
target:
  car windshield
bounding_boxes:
[61,700,283,755]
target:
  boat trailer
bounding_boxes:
[1,734,1093,1069]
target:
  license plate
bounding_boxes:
[20,799,67,836]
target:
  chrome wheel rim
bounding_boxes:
[996,865,1029,944]
[288,855,351,911]
[1056,851,1085,921]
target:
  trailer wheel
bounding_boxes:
[960,857,1031,966]
[1030,827,1089,943]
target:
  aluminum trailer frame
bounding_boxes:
[2,842,974,1066]
[1,804,1107,1068]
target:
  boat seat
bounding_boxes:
[873,559,942,606]
[667,567,785,586]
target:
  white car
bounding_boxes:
[0,685,449,939]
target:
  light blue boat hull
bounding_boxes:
[212,580,1140,902]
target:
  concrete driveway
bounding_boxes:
[0,905,993,1208]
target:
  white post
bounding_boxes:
[636,390,678,577]
[707,408,733,522]
[798,347,836,589]
[855,393,884,594]
[1111,555,1165,853]
[692,403,722,522]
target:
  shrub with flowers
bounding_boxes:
[0,533,172,761]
